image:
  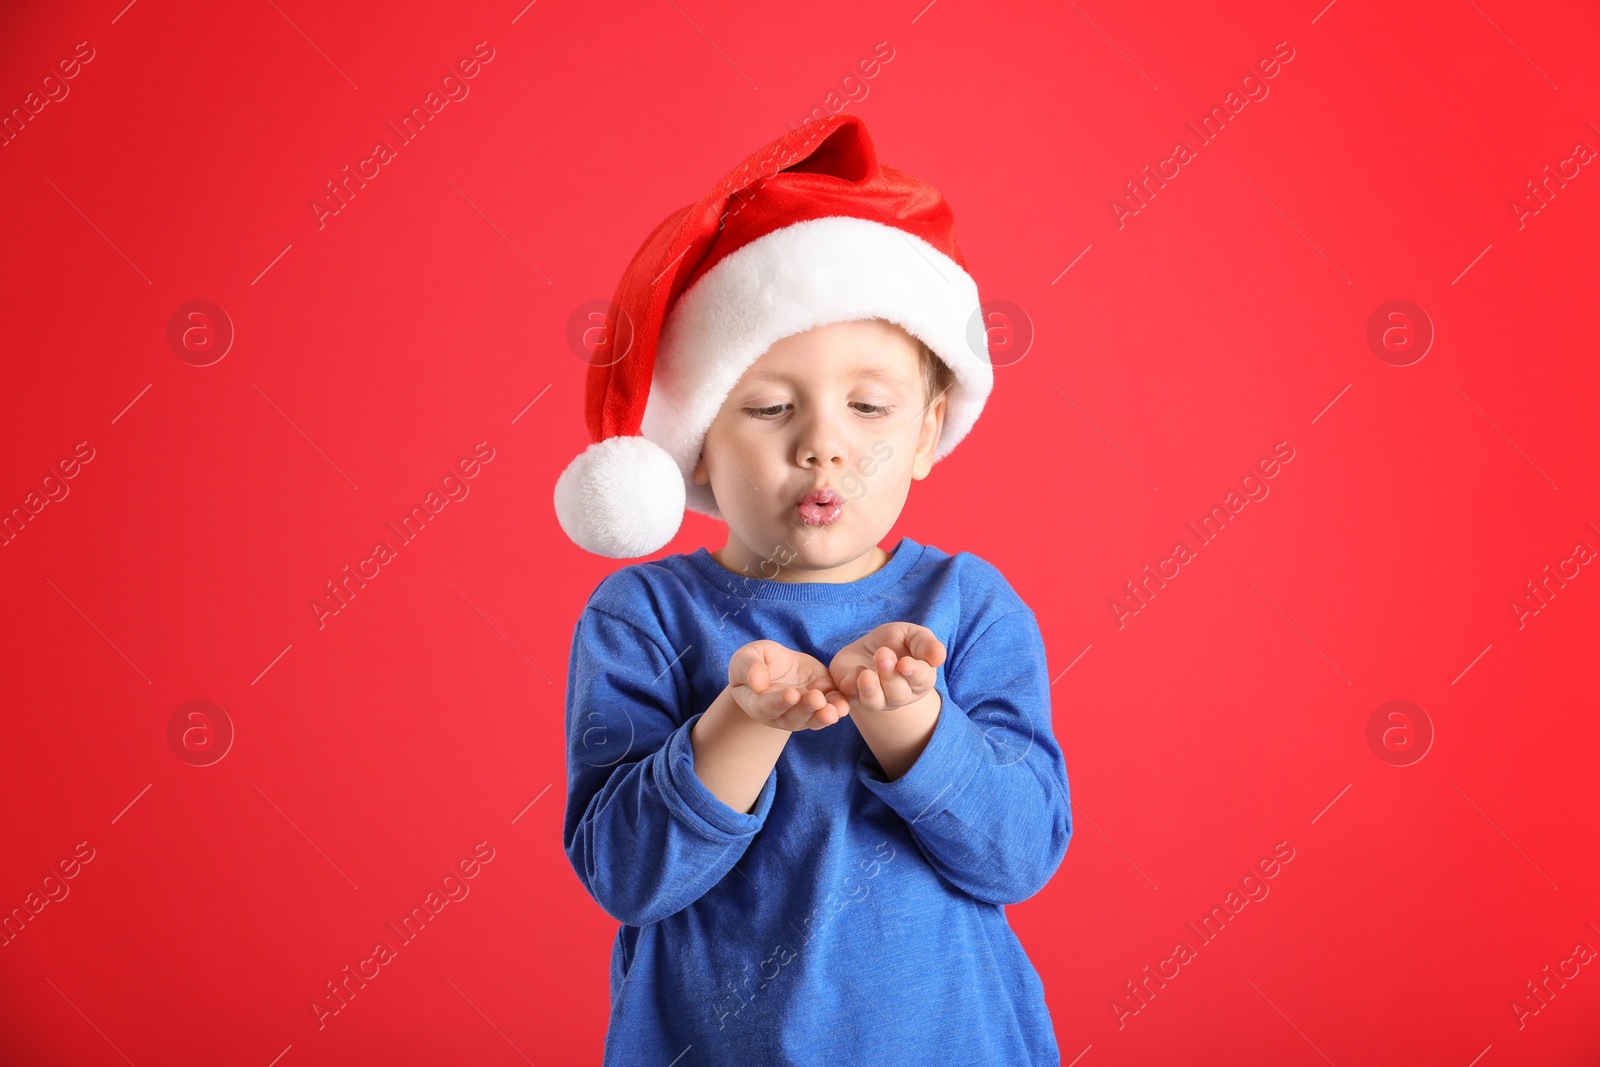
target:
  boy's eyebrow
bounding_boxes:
[741,365,909,387]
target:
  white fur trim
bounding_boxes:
[638,215,993,520]
[553,435,686,558]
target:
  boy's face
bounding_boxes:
[691,318,947,583]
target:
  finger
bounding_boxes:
[805,667,841,698]
[753,685,801,722]
[812,688,845,727]
[877,662,916,707]
[881,653,929,705]
[771,698,807,730]
[794,693,832,729]
[823,690,850,722]
[897,655,941,698]
[857,668,887,712]
[896,655,930,681]
[780,689,824,726]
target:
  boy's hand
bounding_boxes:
[728,640,852,732]
[828,623,947,715]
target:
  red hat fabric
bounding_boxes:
[554,112,994,558]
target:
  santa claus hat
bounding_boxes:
[553,111,994,558]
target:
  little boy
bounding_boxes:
[555,113,1072,1065]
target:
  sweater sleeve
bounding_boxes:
[854,608,1071,906]
[563,604,777,927]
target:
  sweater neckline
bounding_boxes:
[684,536,922,602]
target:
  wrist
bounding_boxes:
[689,685,789,815]
[853,686,941,782]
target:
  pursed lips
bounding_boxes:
[796,487,844,526]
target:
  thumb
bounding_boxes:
[829,662,857,697]
[748,651,771,693]
[731,645,771,693]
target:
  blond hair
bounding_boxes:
[869,317,952,409]
[916,336,954,411]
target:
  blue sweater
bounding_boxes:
[562,536,1072,1065]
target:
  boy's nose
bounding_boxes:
[797,441,846,468]
[795,417,848,468]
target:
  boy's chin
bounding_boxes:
[730,518,874,564]
[782,527,894,567]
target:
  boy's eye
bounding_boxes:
[741,402,895,420]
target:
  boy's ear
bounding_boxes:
[692,449,708,486]
[910,392,947,481]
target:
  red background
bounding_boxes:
[2,0,1597,1063]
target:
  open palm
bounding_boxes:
[828,622,947,714]
[729,640,852,732]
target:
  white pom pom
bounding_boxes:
[553,436,686,558]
